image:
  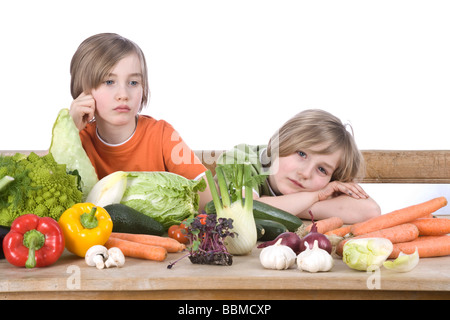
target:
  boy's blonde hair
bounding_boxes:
[267,109,364,182]
[70,33,149,112]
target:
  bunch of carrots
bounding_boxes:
[104,233,186,262]
[316,196,450,259]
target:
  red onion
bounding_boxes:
[257,232,302,254]
[299,211,332,254]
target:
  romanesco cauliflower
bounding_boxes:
[0,152,82,226]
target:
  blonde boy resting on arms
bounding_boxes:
[218,109,381,224]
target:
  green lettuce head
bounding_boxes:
[121,172,206,229]
[342,238,393,271]
[86,171,206,230]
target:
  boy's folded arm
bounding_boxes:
[258,192,381,224]
[256,192,320,219]
[307,195,381,224]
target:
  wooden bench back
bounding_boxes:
[194,150,450,184]
[2,150,450,184]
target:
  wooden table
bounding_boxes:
[1,246,449,300]
[1,150,449,300]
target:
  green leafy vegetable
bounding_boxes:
[342,237,393,271]
[49,108,98,198]
[86,171,206,229]
[122,172,206,229]
[0,152,83,226]
[86,171,128,207]
[383,247,419,272]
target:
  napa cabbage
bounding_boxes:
[87,171,206,229]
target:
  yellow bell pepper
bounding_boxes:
[58,203,113,257]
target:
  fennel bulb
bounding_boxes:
[205,163,257,255]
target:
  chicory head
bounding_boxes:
[342,238,393,271]
[86,171,128,207]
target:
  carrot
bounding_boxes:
[336,223,419,256]
[104,237,167,261]
[410,218,450,236]
[325,225,352,237]
[306,216,344,234]
[351,197,447,236]
[388,235,450,259]
[111,232,186,253]
[410,235,443,242]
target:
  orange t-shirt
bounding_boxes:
[79,115,206,180]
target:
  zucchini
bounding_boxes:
[255,218,287,241]
[205,199,302,232]
[253,200,303,232]
[0,226,10,260]
[255,222,265,240]
[104,203,165,236]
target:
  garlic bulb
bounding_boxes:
[259,239,297,270]
[297,240,334,272]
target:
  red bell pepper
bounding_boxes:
[2,214,65,268]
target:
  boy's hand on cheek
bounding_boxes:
[69,92,96,131]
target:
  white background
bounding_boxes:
[0,0,449,213]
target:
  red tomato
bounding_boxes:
[168,225,179,238]
[197,214,207,225]
[168,224,189,244]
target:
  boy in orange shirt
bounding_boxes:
[69,33,211,209]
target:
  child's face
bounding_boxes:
[91,53,143,127]
[268,145,342,195]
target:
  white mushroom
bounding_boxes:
[85,245,109,269]
[105,247,125,268]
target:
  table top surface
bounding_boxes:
[1,246,449,295]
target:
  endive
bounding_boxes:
[205,163,257,255]
[383,247,419,272]
[86,171,128,207]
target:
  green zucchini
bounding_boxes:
[255,218,287,241]
[255,222,265,240]
[104,203,165,236]
[253,200,303,232]
[205,199,303,232]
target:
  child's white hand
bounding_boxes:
[317,181,369,201]
[69,92,96,131]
